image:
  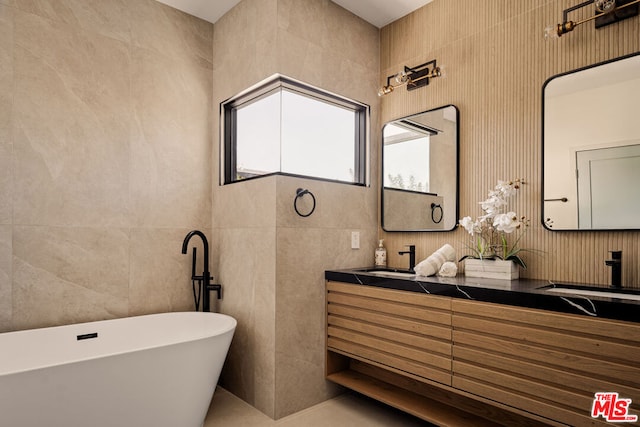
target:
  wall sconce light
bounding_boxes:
[544,0,639,39]
[378,59,442,97]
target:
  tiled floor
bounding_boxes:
[204,387,431,426]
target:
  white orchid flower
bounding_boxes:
[459,216,476,235]
[495,180,517,198]
[493,212,521,233]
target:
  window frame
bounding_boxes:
[220,74,369,186]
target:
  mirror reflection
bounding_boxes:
[543,53,640,230]
[382,105,459,231]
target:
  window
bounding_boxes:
[222,75,369,185]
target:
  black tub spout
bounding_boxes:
[182,230,219,312]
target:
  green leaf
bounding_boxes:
[507,255,527,269]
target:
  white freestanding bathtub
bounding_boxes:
[0,312,236,427]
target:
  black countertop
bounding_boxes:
[325,268,640,324]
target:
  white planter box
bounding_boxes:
[464,259,519,280]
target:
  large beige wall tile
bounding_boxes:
[129,228,199,315]
[0,128,11,225]
[0,4,12,129]
[7,0,131,43]
[277,30,378,104]
[217,226,276,417]
[277,0,378,70]
[212,0,278,97]
[3,0,213,333]
[275,227,335,418]
[131,0,212,68]
[214,177,277,229]
[276,176,377,230]
[12,226,129,330]
[0,226,11,332]
[130,46,212,228]
[274,225,376,418]
[12,11,130,227]
[275,353,341,418]
[0,0,10,228]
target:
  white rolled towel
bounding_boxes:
[438,261,458,277]
[414,244,457,277]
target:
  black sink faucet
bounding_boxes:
[605,250,622,289]
[181,230,221,312]
[398,245,416,272]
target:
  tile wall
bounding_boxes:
[211,0,380,419]
[0,0,214,331]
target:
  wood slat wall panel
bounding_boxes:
[379,0,640,289]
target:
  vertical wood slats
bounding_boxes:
[452,299,640,427]
[379,0,640,289]
[327,281,452,385]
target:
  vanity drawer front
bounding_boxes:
[452,299,640,427]
[327,281,452,386]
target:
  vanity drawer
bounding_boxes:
[452,299,640,427]
[327,281,452,386]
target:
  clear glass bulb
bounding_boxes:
[377,85,393,97]
[394,71,409,84]
[544,25,560,40]
[594,0,616,13]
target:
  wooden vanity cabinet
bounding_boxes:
[327,280,452,385]
[326,280,640,426]
[326,281,545,426]
[452,299,640,427]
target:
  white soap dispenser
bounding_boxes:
[374,239,387,267]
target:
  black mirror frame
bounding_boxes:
[381,104,460,232]
[541,51,640,232]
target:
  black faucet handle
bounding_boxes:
[608,250,622,259]
[207,283,222,299]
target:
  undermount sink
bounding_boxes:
[540,284,640,302]
[355,268,416,278]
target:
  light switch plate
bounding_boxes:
[351,231,360,249]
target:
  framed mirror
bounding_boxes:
[381,105,459,231]
[542,52,640,231]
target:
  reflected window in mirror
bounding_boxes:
[382,105,459,232]
[543,52,640,230]
[383,121,433,193]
